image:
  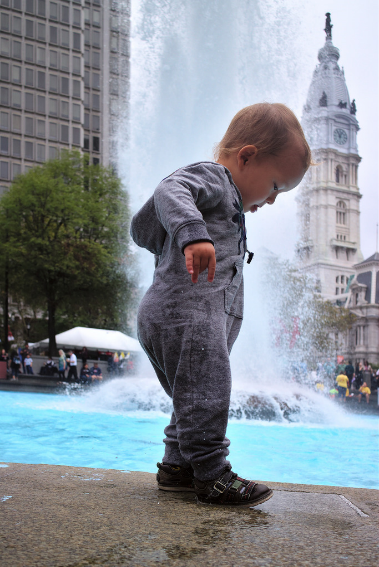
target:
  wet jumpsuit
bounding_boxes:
[130,162,247,481]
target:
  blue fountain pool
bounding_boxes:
[1,389,378,489]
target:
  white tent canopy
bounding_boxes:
[34,327,142,353]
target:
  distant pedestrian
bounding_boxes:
[336,372,349,402]
[67,350,78,382]
[80,363,92,384]
[344,360,354,383]
[58,349,66,380]
[358,382,371,404]
[89,362,103,381]
[24,353,34,375]
[11,352,22,380]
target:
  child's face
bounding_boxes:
[228,139,306,213]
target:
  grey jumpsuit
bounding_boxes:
[130,162,246,481]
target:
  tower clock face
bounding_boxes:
[334,128,348,145]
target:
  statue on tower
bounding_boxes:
[324,12,333,40]
[350,99,357,115]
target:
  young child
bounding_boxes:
[131,103,311,507]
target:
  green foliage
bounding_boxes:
[0,150,137,353]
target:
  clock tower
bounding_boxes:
[297,13,363,298]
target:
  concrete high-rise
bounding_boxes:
[0,0,130,196]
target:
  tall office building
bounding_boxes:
[0,0,130,196]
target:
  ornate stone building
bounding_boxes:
[297,14,379,364]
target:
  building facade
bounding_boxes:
[0,0,129,196]
[297,13,363,299]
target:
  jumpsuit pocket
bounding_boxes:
[224,258,244,319]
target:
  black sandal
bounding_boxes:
[156,462,195,492]
[194,468,273,507]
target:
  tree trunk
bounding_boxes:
[3,261,9,352]
[47,295,57,357]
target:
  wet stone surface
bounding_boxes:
[0,463,377,566]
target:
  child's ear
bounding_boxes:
[237,145,258,167]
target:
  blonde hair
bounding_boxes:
[214,103,312,170]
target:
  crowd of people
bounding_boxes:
[0,344,136,383]
[314,359,378,404]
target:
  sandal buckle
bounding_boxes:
[213,480,227,494]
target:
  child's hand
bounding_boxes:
[184,242,216,284]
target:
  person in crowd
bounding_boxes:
[344,360,354,384]
[42,356,57,376]
[24,353,34,375]
[80,347,89,369]
[89,362,103,381]
[315,381,325,393]
[80,363,92,384]
[20,343,30,373]
[58,349,66,381]
[329,387,338,399]
[358,382,371,404]
[67,350,78,382]
[336,371,349,402]
[0,349,9,363]
[11,351,22,380]
[355,362,364,389]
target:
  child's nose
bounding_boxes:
[266,193,278,205]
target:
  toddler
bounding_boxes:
[131,103,311,506]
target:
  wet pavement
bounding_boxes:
[0,463,377,566]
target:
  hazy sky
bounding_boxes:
[130,0,378,261]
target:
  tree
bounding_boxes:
[0,151,136,355]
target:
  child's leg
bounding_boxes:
[139,312,233,482]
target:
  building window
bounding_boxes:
[92,157,99,166]
[50,25,58,44]
[0,136,9,154]
[37,144,45,161]
[83,135,89,149]
[1,12,10,31]
[49,121,57,139]
[93,10,100,26]
[49,74,58,92]
[84,49,90,66]
[38,22,46,40]
[0,112,9,130]
[92,30,100,48]
[49,97,58,116]
[12,15,21,34]
[61,29,69,48]
[49,146,57,159]
[73,8,80,26]
[12,138,21,156]
[61,124,69,143]
[25,92,34,111]
[1,62,9,81]
[73,56,81,75]
[37,47,46,65]
[73,80,81,98]
[92,114,99,131]
[12,65,21,84]
[26,68,34,87]
[84,71,90,87]
[25,44,34,63]
[37,95,45,113]
[0,161,9,179]
[72,103,80,121]
[73,32,81,50]
[92,93,100,110]
[61,53,69,71]
[25,117,34,135]
[93,136,99,152]
[37,71,45,89]
[61,4,69,23]
[110,78,118,94]
[13,0,22,9]
[61,76,69,95]
[13,40,21,59]
[37,119,45,137]
[72,127,80,145]
[92,51,100,68]
[335,287,339,295]
[12,163,21,179]
[1,87,9,106]
[61,100,69,118]
[110,57,118,74]
[111,33,118,52]
[111,15,118,30]
[49,49,58,68]
[84,91,89,108]
[49,1,58,20]
[84,8,90,22]
[84,28,90,46]
[336,201,347,225]
[25,141,34,160]
[1,37,10,56]
[25,19,34,38]
[336,276,339,283]
[92,72,100,89]
[84,113,89,129]
[38,0,45,17]
[12,114,21,131]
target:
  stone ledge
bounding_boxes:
[0,462,378,567]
